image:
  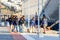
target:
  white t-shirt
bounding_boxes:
[43,18,47,26]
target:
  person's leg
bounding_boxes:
[10,25,12,32]
[18,25,22,32]
[44,25,47,33]
[17,25,22,32]
[16,25,19,32]
[20,25,23,33]
[22,24,25,32]
[13,25,17,32]
[40,27,44,33]
[47,27,50,30]
[32,26,34,33]
[30,26,32,33]
[34,25,37,33]
[10,24,14,32]
[22,24,25,29]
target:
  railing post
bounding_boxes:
[37,0,40,38]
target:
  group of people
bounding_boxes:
[6,15,25,33]
[6,14,48,33]
[30,14,48,33]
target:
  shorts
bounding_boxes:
[44,24,47,28]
